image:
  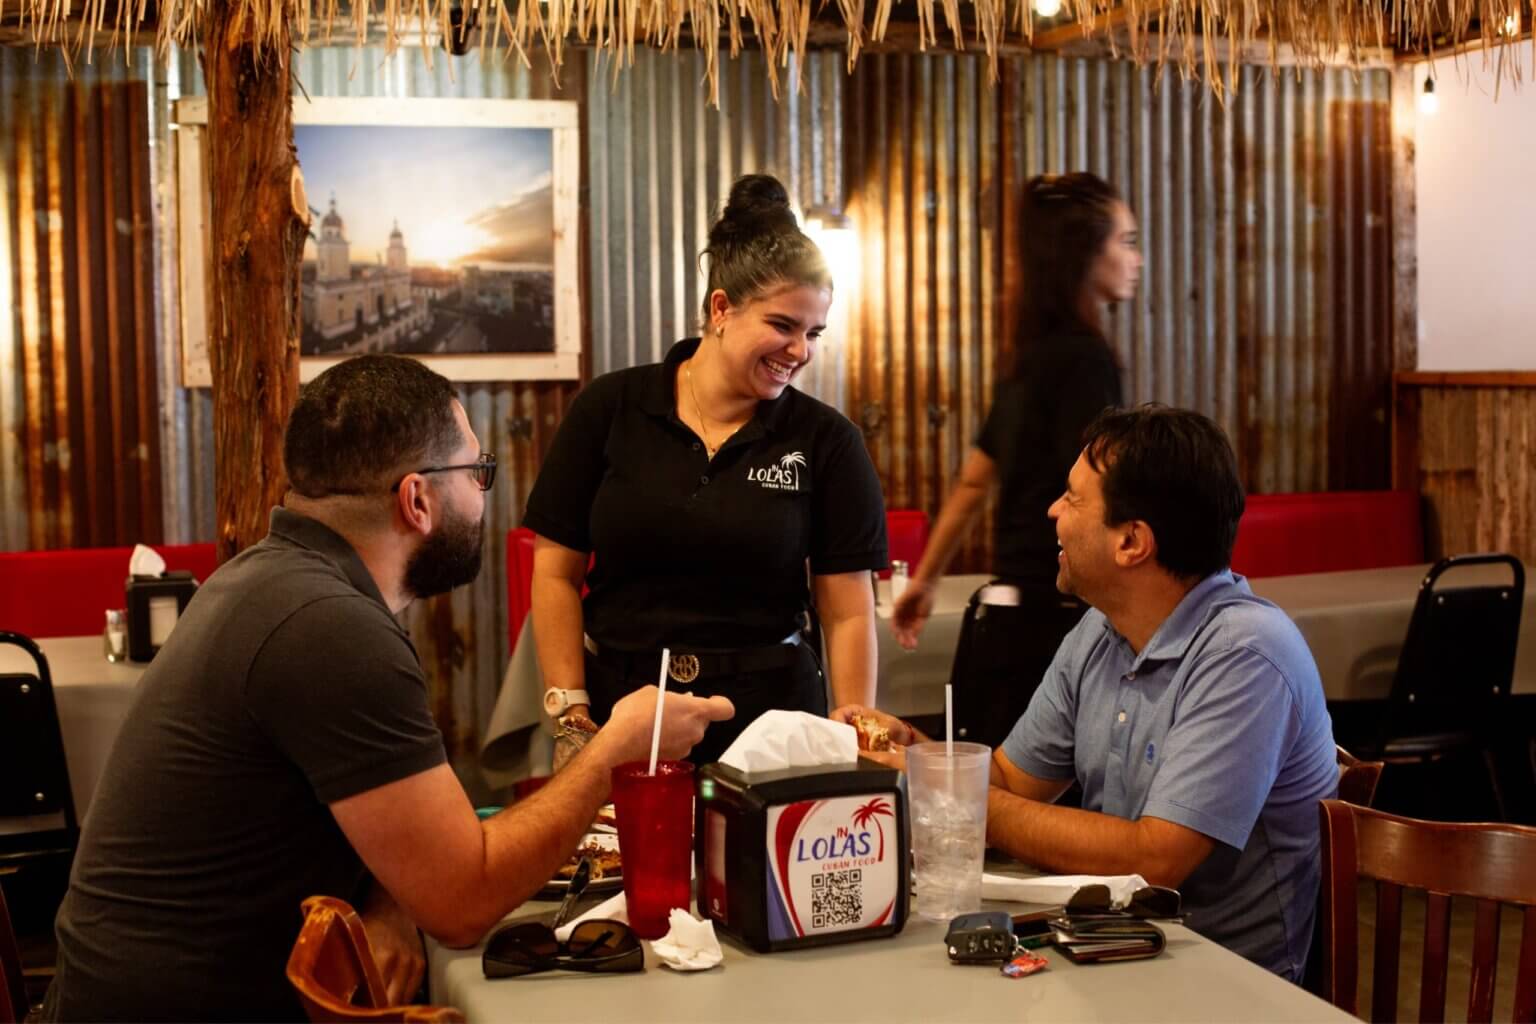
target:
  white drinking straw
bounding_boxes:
[945,683,954,758]
[647,647,670,775]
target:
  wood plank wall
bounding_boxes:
[1395,372,1536,566]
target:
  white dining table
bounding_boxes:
[426,877,1352,1023]
[0,634,147,820]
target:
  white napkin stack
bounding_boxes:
[717,709,858,772]
[980,872,1150,907]
[128,544,167,577]
[649,909,724,972]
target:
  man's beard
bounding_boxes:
[404,507,484,599]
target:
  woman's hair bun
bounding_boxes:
[714,174,797,243]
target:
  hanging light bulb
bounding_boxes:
[1418,75,1439,116]
[1034,0,1064,17]
[805,207,860,294]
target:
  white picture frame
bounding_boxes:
[173,96,582,386]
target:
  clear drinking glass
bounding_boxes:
[906,741,991,922]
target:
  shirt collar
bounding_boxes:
[640,338,794,438]
[1122,569,1246,670]
[267,506,391,611]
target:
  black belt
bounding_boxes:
[583,632,804,685]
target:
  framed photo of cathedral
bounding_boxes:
[173,96,581,384]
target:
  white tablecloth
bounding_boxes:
[1248,562,1535,700]
[0,635,145,821]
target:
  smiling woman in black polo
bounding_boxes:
[523,174,887,766]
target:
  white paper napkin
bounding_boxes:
[980,872,1149,907]
[128,544,166,577]
[553,891,628,942]
[649,909,724,972]
[717,709,858,772]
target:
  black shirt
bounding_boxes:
[523,338,888,650]
[46,509,446,1023]
[977,331,1122,584]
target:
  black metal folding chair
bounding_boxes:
[1363,554,1525,821]
[0,631,80,937]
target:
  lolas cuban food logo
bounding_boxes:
[765,795,899,939]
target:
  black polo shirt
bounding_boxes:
[977,330,1122,585]
[46,508,445,1022]
[524,338,888,650]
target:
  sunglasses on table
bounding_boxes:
[392,452,498,493]
[482,919,644,979]
[1065,883,1182,921]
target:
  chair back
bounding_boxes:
[0,885,24,1024]
[0,632,79,863]
[1318,799,1536,1022]
[286,895,464,1024]
[1380,554,1525,751]
[1335,745,1384,808]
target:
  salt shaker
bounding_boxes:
[104,608,128,663]
[890,560,910,602]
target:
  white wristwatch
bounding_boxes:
[543,687,591,718]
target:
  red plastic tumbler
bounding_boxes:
[611,760,695,939]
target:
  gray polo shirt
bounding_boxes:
[46,508,446,1022]
[1001,570,1337,980]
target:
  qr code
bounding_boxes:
[810,869,863,928]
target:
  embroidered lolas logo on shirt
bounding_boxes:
[747,451,806,492]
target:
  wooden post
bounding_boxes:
[199,5,307,561]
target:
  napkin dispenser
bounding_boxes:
[696,759,908,953]
[125,571,198,662]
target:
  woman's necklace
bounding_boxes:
[686,362,721,458]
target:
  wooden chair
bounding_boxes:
[1336,744,1385,808]
[1318,799,1536,1022]
[286,896,464,1024]
[1,885,25,1024]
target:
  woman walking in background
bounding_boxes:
[888,172,1141,749]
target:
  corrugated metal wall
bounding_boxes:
[845,54,1396,572]
[1,43,1398,795]
[1,52,174,552]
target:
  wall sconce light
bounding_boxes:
[805,206,860,293]
[1034,0,1063,17]
[1418,74,1439,116]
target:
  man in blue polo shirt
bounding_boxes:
[987,404,1337,980]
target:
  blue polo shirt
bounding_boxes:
[1001,570,1336,980]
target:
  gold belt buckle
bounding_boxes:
[668,654,700,685]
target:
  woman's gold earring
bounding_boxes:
[716,326,724,338]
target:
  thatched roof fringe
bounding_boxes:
[2,0,1531,100]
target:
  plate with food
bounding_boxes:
[540,832,623,898]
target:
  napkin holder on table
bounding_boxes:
[125,545,199,663]
[696,755,908,954]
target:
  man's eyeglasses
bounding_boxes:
[392,452,497,493]
[1066,883,1182,920]
[481,919,644,979]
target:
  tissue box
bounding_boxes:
[125,571,198,662]
[696,759,908,953]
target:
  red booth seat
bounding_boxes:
[1229,490,1424,580]
[0,542,220,639]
